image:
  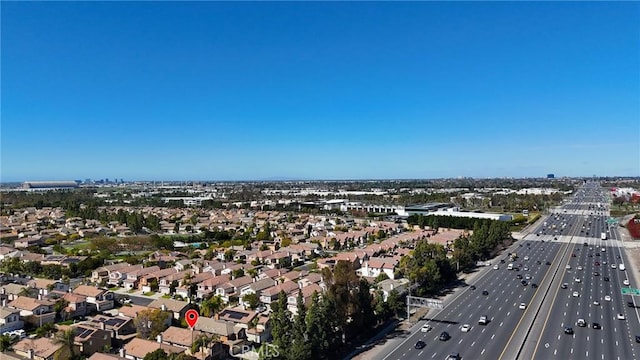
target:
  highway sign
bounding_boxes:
[621,288,640,296]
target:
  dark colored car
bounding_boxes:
[546,261,551,265]
[635,335,640,343]
[531,283,538,288]
[415,340,426,349]
[521,280,528,286]
[564,327,574,334]
[482,290,489,296]
[446,353,461,360]
[629,301,635,308]
[593,322,601,329]
[517,274,523,279]
[470,285,476,290]
[439,331,451,341]
[604,277,610,281]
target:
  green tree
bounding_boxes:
[53,329,79,360]
[144,349,167,360]
[288,291,311,360]
[134,309,171,339]
[0,334,13,352]
[201,295,224,317]
[270,291,292,355]
[242,293,260,310]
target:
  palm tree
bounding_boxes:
[190,334,219,359]
[0,334,13,352]
[53,329,78,360]
[18,287,32,298]
[200,295,224,318]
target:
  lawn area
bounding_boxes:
[143,291,156,296]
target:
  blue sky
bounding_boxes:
[2,2,639,182]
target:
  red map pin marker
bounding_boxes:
[185,309,199,328]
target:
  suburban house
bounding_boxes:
[72,285,114,312]
[122,265,160,290]
[120,337,184,360]
[246,314,271,344]
[148,298,191,322]
[108,264,144,287]
[287,283,323,316]
[0,283,30,302]
[192,274,230,300]
[13,337,64,360]
[173,271,216,299]
[159,326,204,349]
[8,296,56,326]
[26,278,69,296]
[91,262,132,284]
[158,270,193,295]
[0,306,23,333]
[356,257,399,279]
[118,305,171,328]
[194,317,245,359]
[139,268,178,292]
[239,278,277,299]
[86,314,136,341]
[214,276,253,303]
[62,292,88,318]
[258,281,299,305]
[70,324,112,357]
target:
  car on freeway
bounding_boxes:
[482,290,489,296]
[594,300,600,306]
[624,279,631,286]
[561,283,568,289]
[531,283,538,289]
[439,331,451,341]
[493,265,499,270]
[461,324,471,333]
[618,313,626,320]
[446,353,461,360]
[517,274,523,279]
[478,315,488,325]
[566,265,572,270]
[577,266,583,270]
[546,261,551,265]
[415,340,426,349]
[575,278,581,283]
[605,295,612,301]
[573,291,579,297]
[572,253,577,257]
[564,327,574,335]
[604,277,610,282]
[595,261,600,266]
[612,264,618,269]
[521,280,528,286]
[635,335,640,343]
[593,272,599,276]
[577,319,586,327]
[525,274,531,280]
[519,303,527,310]
[421,324,432,333]
[593,322,601,329]
[470,285,476,290]
[629,301,636,308]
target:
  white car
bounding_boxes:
[605,295,612,302]
[577,266,583,271]
[612,264,618,269]
[493,265,499,270]
[617,313,626,320]
[519,303,527,310]
[573,291,579,297]
[524,256,529,261]
[575,278,581,283]
[624,279,630,286]
[593,300,600,306]
[421,324,432,333]
[566,265,572,270]
[461,324,471,332]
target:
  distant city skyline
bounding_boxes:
[2,2,639,182]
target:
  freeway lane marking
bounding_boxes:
[491,334,495,339]
[500,321,503,327]
[418,351,423,356]
[481,349,485,355]
[431,353,436,358]
[471,341,475,347]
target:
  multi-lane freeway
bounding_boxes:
[381,182,640,360]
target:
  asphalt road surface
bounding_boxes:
[382,181,639,360]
